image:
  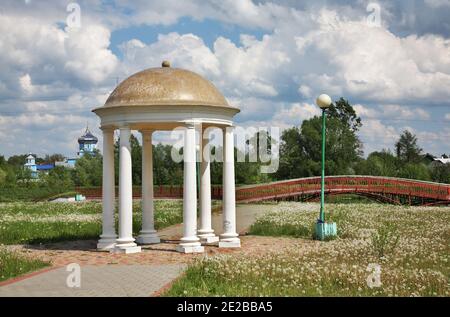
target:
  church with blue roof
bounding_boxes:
[25,126,98,178]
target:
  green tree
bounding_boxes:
[276,98,362,180]
[430,163,450,184]
[327,97,362,132]
[354,150,398,177]
[72,151,102,186]
[44,166,74,189]
[130,134,142,185]
[276,127,318,179]
[0,167,6,185]
[43,153,65,164]
[153,143,183,186]
[303,116,362,175]
[397,163,431,181]
[395,130,423,163]
[7,154,27,167]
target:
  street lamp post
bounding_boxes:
[315,94,337,241]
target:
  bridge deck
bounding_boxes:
[76,176,450,206]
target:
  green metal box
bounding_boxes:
[315,222,337,240]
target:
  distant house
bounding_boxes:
[433,156,450,165]
[24,126,98,178]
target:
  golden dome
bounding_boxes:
[104,62,236,110]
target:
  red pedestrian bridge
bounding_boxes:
[77,176,450,206]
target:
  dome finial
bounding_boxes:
[162,60,171,68]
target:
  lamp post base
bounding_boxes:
[315,221,337,241]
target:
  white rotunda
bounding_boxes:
[93,61,241,254]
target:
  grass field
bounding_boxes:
[0,200,186,245]
[166,202,450,297]
[0,249,50,282]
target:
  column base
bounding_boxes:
[111,244,141,254]
[199,235,219,245]
[197,228,214,235]
[137,232,160,245]
[176,244,205,253]
[97,239,116,251]
[219,237,241,248]
[111,239,141,254]
[176,239,204,253]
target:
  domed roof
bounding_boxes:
[78,126,98,143]
[104,61,236,110]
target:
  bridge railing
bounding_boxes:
[235,176,450,202]
[76,176,450,203]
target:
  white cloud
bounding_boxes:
[382,105,430,120]
[1,1,450,158]
[118,8,450,106]
[354,104,379,118]
[358,119,399,154]
[19,74,35,95]
[120,32,220,78]
[354,104,430,120]
[0,14,117,99]
[425,0,450,8]
[272,103,320,125]
[64,25,118,84]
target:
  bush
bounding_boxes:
[370,222,400,258]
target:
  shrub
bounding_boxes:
[370,222,400,258]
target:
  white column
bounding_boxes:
[97,128,117,250]
[198,128,218,244]
[137,130,160,244]
[219,126,241,248]
[113,127,141,254]
[176,123,204,253]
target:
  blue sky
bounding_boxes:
[0,0,450,159]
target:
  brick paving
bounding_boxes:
[0,203,310,296]
[0,264,186,297]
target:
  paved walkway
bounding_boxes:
[0,204,279,297]
[0,264,186,297]
[159,204,269,239]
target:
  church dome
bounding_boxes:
[78,127,98,144]
[104,61,237,110]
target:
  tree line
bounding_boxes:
[1,97,449,200]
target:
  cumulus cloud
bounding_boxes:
[119,32,220,77]
[119,8,450,106]
[425,0,450,8]
[1,0,449,158]
[355,104,431,120]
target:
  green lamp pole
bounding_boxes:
[315,94,336,240]
[320,106,326,222]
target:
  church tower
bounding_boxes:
[78,125,98,157]
[24,153,37,178]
